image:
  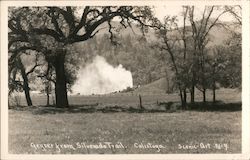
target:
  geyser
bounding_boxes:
[72,55,133,95]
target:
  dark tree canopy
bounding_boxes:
[8,6,155,107]
[8,6,154,46]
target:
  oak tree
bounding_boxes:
[8,6,154,107]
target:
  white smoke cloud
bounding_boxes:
[71,55,133,95]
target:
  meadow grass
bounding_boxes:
[9,88,241,107]
[8,88,241,154]
[9,110,241,154]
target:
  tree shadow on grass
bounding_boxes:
[30,105,173,115]
[9,101,241,115]
[188,101,242,112]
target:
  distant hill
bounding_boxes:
[94,21,156,41]
[76,20,238,87]
[132,77,241,104]
[133,78,170,94]
[95,20,237,46]
[207,24,236,47]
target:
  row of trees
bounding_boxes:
[8,6,241,109]
[151,6,241,109]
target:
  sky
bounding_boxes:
[153,5,240,26]
[75,5,240,26]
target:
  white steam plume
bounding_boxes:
[72,55,133,95]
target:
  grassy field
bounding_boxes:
[8,88,241,154]
[9,88,241,107]
[9,110,241,154]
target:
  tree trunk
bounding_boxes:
[46,84,50,106]
[19,59,33,106]
[203,89,206,103]
[23,79,33,106]
[46,92,50,106]
[53,50,69,108]
[179,88,185,109]
[190,85,195,104]
[183,89,187,109]
[213,81,216,103]
[139,94,143,110]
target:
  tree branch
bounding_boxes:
[26,55,41,76]
[202,9,228,41]
[31,28,63,42]
[53,7,76,29]
[8,36,29,49]
[70,6,90,36]
[48,7,65,38]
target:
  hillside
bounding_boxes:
[75,20,236,86]
[133,78,169,94]
[132,77,241,104]
[94,20,235,46]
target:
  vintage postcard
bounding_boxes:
[1,0,250,159]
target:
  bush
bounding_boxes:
[8,92,22,108]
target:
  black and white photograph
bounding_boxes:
[1,0,250,159]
